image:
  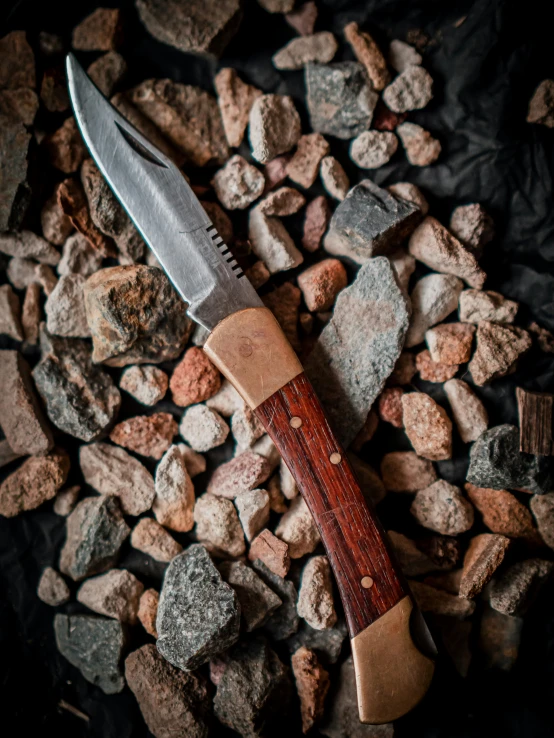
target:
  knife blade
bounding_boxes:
[67,53,436,724]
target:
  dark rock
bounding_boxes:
[287,619,348,665]
[212,637,292,738]
[57,178,113,256]
[87,51,127,97]
[40,65,70,112]
[0,284,24,340]
[59,495,130,581]
[0,31,36,89]
[0,87,39,124]
[54,614,126,694]
[157,544,241,671]
[489,558,553,616]
[0,231,60,265]
[0,114,31,231]
[305,62,378,139]
[126,644,211,738]
[324,180,421,262]
[0,448,69,518]
[44,117,87,174]
[479,606,523,671]
[72,8,123,51]
[84,265,192,367]
[252,559,300,640]
[33,329,121,442]
[219,560,282,632]
[467,425,554,495]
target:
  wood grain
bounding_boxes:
[517,387,554,455]
[255,372,407,638]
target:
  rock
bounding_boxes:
[306,61,378,139]
[416,350,458,382]
[350,130,398,169]
[54,614,126,694]
[297,258,347,312]
[258,187,306,216]
[72,8,123,50]
[245,260,270,289]
[248,529,291,577]
[6,258,36,289]
[202,201,234,245]
[324,180,421,262]
[109,413,177,459]
[397,122,441,166]
[249,94,301,164]
[212,637,292,738]
[258,0,294,11]
[411,480,473,535]
[44,274,89,337]
[459,533,510,599]
[302,196,330,252]
[469,322,531,385]
[56,177,113,256]
[249,559,299,639]
[275,496,320,559]
[77,569,144,623]
[53,485,80,516]
[194,493,246,557]
[131,518,182,562]
[449,203,494,258]
[381,451,437,493]
[33,331,120,442]
[138,589,159,638]
[80,442,155,515]
[0,448,69,518]
[489,558,553,616]
[207,379,245,417]
[251,436,281,473]
[389,181,429,215]
[344,22,390,91]
[459,289,518,324]
[292,646,330,733]
[387,352,417,386]
[231,405,266,449]
[279,461,298,500]
[410,581,475,619]
[263,154,291,192]
[388,39,422,72]
[377,386,405,427]
[321,656,394,738]
[0,350,53,455]
[529,322,554,352]
[388,531,437,576]
[443,379,488,443]
[297,556,336,630]
[273,32,337,70]
[35,264,59,296]
[287,620,348,665]
[44,117,87,174]
[0,113,31,232]
[208,450,272,499]
[286,134,330,189]
[154,445,196,532]
[305,258,410,446]
[426,322,475,365]
[479,606,523,671]
[157,544,241,670]
[39,66,69,113]
[0,231,60,265]
[37,567,70,606]
[319,156,350,201]
[235,489,270,541]
[120,365,168,406]
[0,31,35,89]
[126,644,210,738]
[530,493,554,548]
[527,79,554,127]
[465,483,535,538]
[87,50,127,97]
[220,560,282,631]
[212,154,265,210]
[42,190,74,247]
[248,207,303,274]
[179,405,229,453]
[57,232,103,277]
[285,1,317,35]
[406,273,464,347]
[0,85,37,124]
[21,283,41,344]
[215,68,261,148]
[127,79,229,166]
[383,66,433,113]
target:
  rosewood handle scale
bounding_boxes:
[204,307,435,724]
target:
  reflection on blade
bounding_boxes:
[66,53,261,331]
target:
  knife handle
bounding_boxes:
[204,307,435,724]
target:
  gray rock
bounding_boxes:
[0,115,31,231]
[286,619,348,665]
[33,329,121,442]
[60,495,130,581]
[45,273,90,337]
[248,94,301,164]
[305,258,410,447]
[305,62,378,139]
[212,637,292,738]
[54,614,127,694]
[467,425,553,495]
[252,559,300,640]
[489,558,554,616]
[157,545,241,671]
[248,206,303,274]
[323,180,421,262]
[406,273,464,348]
[219,560,282,631]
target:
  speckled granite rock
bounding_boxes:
[252,559,300,641]
[219,560,282,632]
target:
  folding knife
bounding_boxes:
[67,53,436,724]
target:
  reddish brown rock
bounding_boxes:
[248,528,291,577]
[0,284,23,340]
[302,196,330,253]
[372,101,407,131]
[377,387,405,428]
[530,493,554,549]
[459,533,510,599]
[263,282,301,351]
[138,589,159,638]
[0,449,69,518]
[41,186,74,246]
[44,117,87,174]
[286,133,330,189]
[215,68,262,148]
[263,155,291,192]
[380,451,437,493]
[208,451,272,499]
[402,392,453,460]
[469,321,531,386]
[40,65,69,112]
[344,22,390,91]
[425,322,475,364]
[21,283,41,345]
[297,258,347,312]
[416,349,458,383]
[0,31,35,89]
[0,87,39,125]
[527,79,554,128]
[109,413,178,460]
[131,518,182,562]
[87,51,127,97]
[465,483,535,538]
[170,347,221,407]
[479,605,523,671]
[57,178,113,256]
[285,1,317,35]
[72,8,123,51]
[245,261,270,289]
[292,646,330,733]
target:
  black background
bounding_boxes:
[1,0,554,736]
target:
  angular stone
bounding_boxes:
[138,589,159,638]
[324,180,421,262]
[383,66,433,112]
[402,393,451,459]
[250,559,299,640]
[443,378,488,443]
[194,493,246,557]
[0,448,69,518]
[84,266,191,367]
[459,289,518,324]
[131,518,182,562]
[0,350,53,455]
[297,556,336,630]
[215,68,262,148]
[479,606,523,671]
[248,529,291,577]
[157,545,241,670]
[0,86,38,125]
[57,232,103,277]
[302,196,330,252]
[350,131,398,169]
[171,347,221,409]
[306,61,378,139]
[212,154,264,210]
[44,117,87,174]
[297,258,347,312]
[0,231,60,265]
[286,133,330,189]
[292,646,330,733]
[380,451,436,493]
[56,177,113,256]
[35,264,58,296]
[344,22,390,91]
[6,257,35,289]
[37,567,70,606]
[469,321,531,385]
[416,349,458,382]
[251,435,281,473]
[377,386,405,427]
[53,485,80,517]
[41,190,74,248]
[87,51,127,97]
[287,620,348,665]
[406,273,464,347]
[245,260,270,289]
[0,114,31,232]
[389,181,429,215]
[212,637,292,738]
[275,496,320,559]
[248,206,303,274]
[126,644,210,738]
[249,94,301,164]
[411,480,474,535]
[120,365,167,406]
[450,203,494,258]
[459,533,510,599]
[235,489,270,541]
[0,31,35,89]
[530,493,554,548]
[465,483,535,538]
[231,405,265,450]
[154,444,196,532]
[490,558,553,616]
[388,40,422,73]
[258,186,306,217]
[44,273,89,337]
[220,560,282,631]
[285,1,317,35]
[273,32,337,70]
[39,65,69,113]
[305,258,410,446]
[426,322,475,364]
[54,614,126,694]
[179,405,229,453]
[77,569,144,624]
[21,283,41,344]
[410,581,475,619]
[208,450,272,499]
[527,79,554,127]
[72,8,123,51]
[397,122,441,166]
[80,442,155,515]
[319,156,350,200]
[110,412,177,460]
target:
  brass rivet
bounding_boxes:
[361,576,374,589]
[329,452,342,465]
[290,416,302,428]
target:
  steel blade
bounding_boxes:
[66,53,262,331]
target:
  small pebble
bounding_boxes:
[344,22,390,91]
[489,558,554,616]
[383,66,433,113]
[249,93,302,164]
[235,488,270,541]
[212,154,265,210]
[248,528,291,577]
[21,283,42,344]
[109,412,177,460]
[389,181,429,215]
[402,392,453,460]
[411,479,474,535]
[207,379,245,417]
[154,444,196,532]
[57,232,103,277]
[297,555,337,630]
[406,273,464,347]
[389,248,416,291]
[120,365,168,406]
[387,352,417,386]
[248,206,303,273]
[416,350,458,383]
[280,461,298,500]
[215,67,262,148]
[208,450,272,499]
[302,196,330,252]
[479,606,523,671]
[77,569,144,624]
[273,32,338,70]
[87,50,127,97]
[292,646,330,734]
[37,566,70,606]
[286,133,330,189]
[231,405,265,449]
[465,483,535,538]
[219,559,282,632]
[258,186,306,216]
[450,203,494,258]
[444,379,488,443]
[137,589,159,638]
[530,493,554,549]
[320,156,350,200]
[170,346,221,407]
[459,533,510,599]
[469,321,531,386]
[388,39,422,72]
[0,448,69,518]
[388,531,437,576]
[377,386,405,428]
[53,485,80,516]
[459,289,518,324]
[179,405,229,453]
[350,130,398,169]
[131,518,183,562]
[527,79,554,128]
[245,260,270,289]
[275,496,321,559]
[194,492,246,558]
[397,122,441,166]
[72,8,123,51]
[410,580,475,619]
[297,258,347,312]
[285,1,317,35]
[381,451,437,493]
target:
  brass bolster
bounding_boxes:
[351,596,435,724]
[204,307,303,409]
